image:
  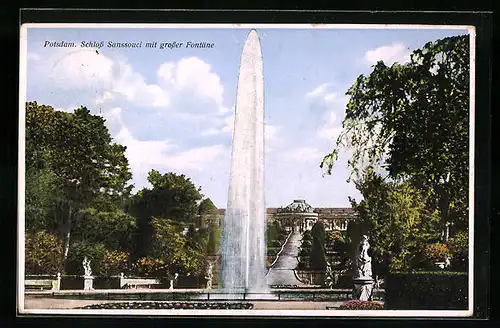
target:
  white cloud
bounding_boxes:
[162,145,227,171]
[36,49,170,109]
[157,57,224,106]
[265,124,281,153]
[284,147,324,164]
[54,105,79,113]
[112,60,170,108]
[96,91,115,105]
[201,115,281,152]
[47,48,115,91]
[305,83,348,140]
[201,114,235,136]
[35,49,227,116]
[265,124,278,141]
[318,126,343,140]
[323,92,339,104]
[364,43,411,66]
[306,83,330,98]
[103,107,227,190]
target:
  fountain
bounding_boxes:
[220,29,268,294]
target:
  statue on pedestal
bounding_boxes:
[169,273,179,290]
[205,262,213,290]
[83,257,92,277]
[325,263,334,289]
[82,257,94,290]
[356,235,372,279]
[352,235,374,301]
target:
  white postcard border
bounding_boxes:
[18,22,477,318]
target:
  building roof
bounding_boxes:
[277,199,315,214]
[314,207,356,215]
[214,200,355,218]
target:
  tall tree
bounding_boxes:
[310,221,328,270]
[321,35,470,232]
[25,102,132,269]
[128,170,203,258]
[206,224,221,255]
[348,168,440,274]
[150,217,204,276]
[198,198,217,215]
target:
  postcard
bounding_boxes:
[18,21,478,318]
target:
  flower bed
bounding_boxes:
[338,299,384,310]
[76,302,254,310]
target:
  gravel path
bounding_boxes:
[266,231,307,286]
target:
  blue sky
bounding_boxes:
[24,25,469,208]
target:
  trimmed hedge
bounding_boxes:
[385,271,468,310]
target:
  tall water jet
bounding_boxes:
[220,29,267,292]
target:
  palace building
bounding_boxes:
[203,199,356,232]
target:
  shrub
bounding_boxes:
[206,226,220,255]
[385,271,468,310]
[326,231,344,247]
[131,257,169,277]
[310,221,327,270]
[296,260,308,270]
[302,230,312,241]
[301,240,312,249]
[447,230,468,270]
[267,248,278,256]
[423,242,451,263]
[101,250,130,276]
[332,239,349,254]
[298,248,309,257]
[65,240,107,275]
[338,300,384,310]
[168,247,205,277]
[25,231,64,275]
[270,240,282,248]
[276,233,288,242]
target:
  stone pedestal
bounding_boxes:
[83,276,94,290]
[352,277,373,301]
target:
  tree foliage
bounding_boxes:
[25,166,62,232]
[149,217,204,276]
[128,170,203,258]
[206,225,221,255]
[309,221,328,270]
[198,198,217,215]
[446,230,468,270]
[25,101,219,279]
[321,35,470,230]
[349,169,441,274]
[101,250,130,276]
[25,231,64,275]
[65,240,108,275]
[72,208,136,251]
[26,102,132,208]
[25,102,133,269]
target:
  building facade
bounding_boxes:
[202,199,355,232]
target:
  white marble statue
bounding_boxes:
[169,273,179,290]
[325,262,334,289]
[356,235,372,279]
[205,262,213,289]
[83,257,92,277]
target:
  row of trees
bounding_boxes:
[25,102,220,277]
[321,34,470,274]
